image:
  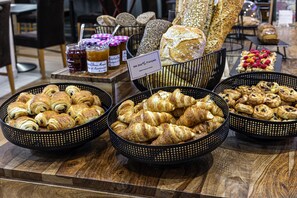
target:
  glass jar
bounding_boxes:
[108,39,121,69]
[91,33,112,40]
[114,36,129,65]
[65,44,87,73]
[86,42,109,75]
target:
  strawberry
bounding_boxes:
[262,53,268,58]
[243,63,248,68]
[243,56,249,60]
[265,60,271,65]
[260,64,267,69]
[252,63,258,68]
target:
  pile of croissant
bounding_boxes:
[6,84,105,131]
[111,89,225,146]
[219,81,297,121]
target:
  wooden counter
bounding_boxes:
[0,127,296,198]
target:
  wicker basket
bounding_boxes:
[214,72,297,139]
[95,25,145,37]
[107,86,229,165]
[126,34,226,91]
[0,83,113,151]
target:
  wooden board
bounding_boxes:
[0,129,297,197]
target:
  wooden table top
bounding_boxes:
[0,127,296,198]
[51,64,129,83]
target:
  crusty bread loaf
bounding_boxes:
[96,15,117,26]
[136,11,156,25]
[180,0,214,36]
[257,23,279,44]
[115,12,137,26]
[159,25,206,65]
[136,19,172,56]
[204,0,244,54]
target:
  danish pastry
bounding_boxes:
[7,102,28,119]
[253,104,274,120]
[90,105,105,116]
[72,90,94,106]
[42,84,60,97]
[27,94,51,115]
[219,93,236,107]
[67,103,89,119]
[265,93,281,108]
[248,92,266,105]
[256,81,279,93]
[278,86,297,102]
[276,105,297,120]
[47,113,76,130]
[236,85,253,95]
[65,85,80,96]
[14,116,39,131]
[236,94,248,104]
[16,92,34,103]
[234,103,254,115]
[51,91,72,113]
[75,107,100,125]
[35,111,58,127]
[223,89,241,100]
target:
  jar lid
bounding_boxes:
[91,33,112,40]
[113,36,129,42]
[80,38,101,47]
[108,39,121,47]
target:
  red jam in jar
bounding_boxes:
[66,44,87,73]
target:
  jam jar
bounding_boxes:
[91,33,112,40]
[86,41,109,75]
[108,39,121,69]
[65,44,87,73]
[114,36,129,65]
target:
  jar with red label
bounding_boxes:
[114,36,129,65]
[108,39,121,69]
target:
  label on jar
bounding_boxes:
[87,60,107,73]
[109,54,120,67]
[122,50,127,61]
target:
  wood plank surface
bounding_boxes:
[0,129,296,198]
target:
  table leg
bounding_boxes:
[283,47,287,59]
[112,81,116,104]
[249,42,253,50]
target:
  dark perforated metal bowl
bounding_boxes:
[107,86,229,165]
[0,83,112,151]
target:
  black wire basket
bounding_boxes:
[107,86,229,165]
[213,72,297,139]
[126,34,226,91]
[95,25,145,37]
[0,83,113,151]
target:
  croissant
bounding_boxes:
[90,105,105,115]
[176,106,214,127]
[134,99,148,113]
[146,93,175,112]
[151,123,195,145]
[169,88,196,108]
[72,90,94,106]
[132,110,176,126]
[51,91,72,113]
[14,116,39,131]
[93,95,102,106]
[67,103,89,119]
[192,121,222,134]
[120,122,162,142]
[35,110,58,127]
[7,101,28,119]
[212,116,225,123]
[75,107,100,125]
[47,113,75,130]
[27,94,51,115]
[111,120,128,135]
[42,84,60,97]
[195,100,224,117]
[171,107,186,118]
[117,100,135,123]
[65,85,81,96]
[16,92,34,103]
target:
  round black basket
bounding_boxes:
[126,34,226,91]
[95,25,145,37]
[213,72,297,139]
[0,83,113,151]
[107,86,230,165]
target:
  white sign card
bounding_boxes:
[127,50,162,81]
[278,10,293,25]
